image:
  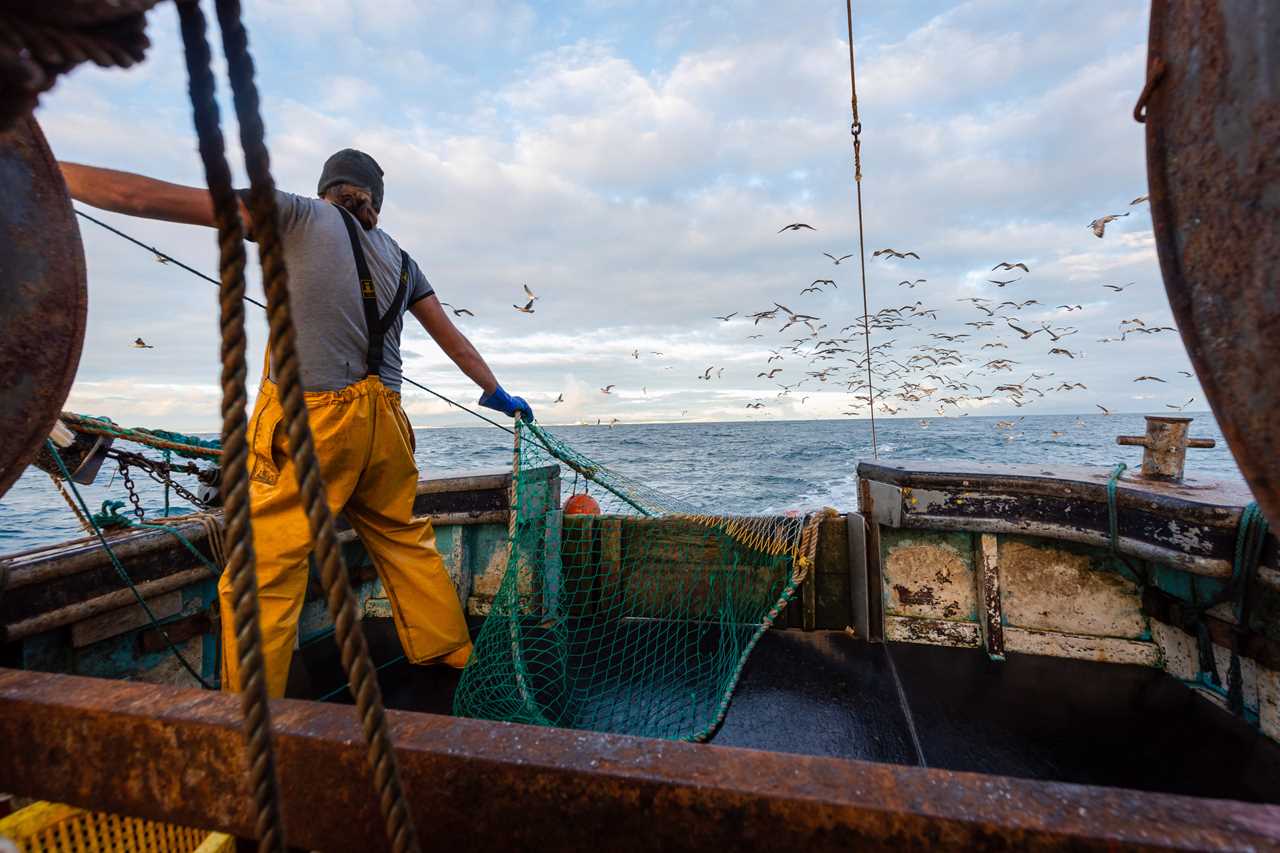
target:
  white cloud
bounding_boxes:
[34,0,1198,433]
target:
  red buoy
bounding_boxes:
[564,493,601,515]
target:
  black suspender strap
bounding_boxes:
[336,205,410,379]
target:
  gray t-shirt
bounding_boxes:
[260,190,433,392]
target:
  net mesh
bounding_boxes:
[453,420,825,742]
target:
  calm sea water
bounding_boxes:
[0,412,1244,554]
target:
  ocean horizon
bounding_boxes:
[2,410,1243,553]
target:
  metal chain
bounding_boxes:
[125,452,211,509]
[212,1,421,848]
[175,2,285,851]
[118,460,145,522]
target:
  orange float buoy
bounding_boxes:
[564,493,601,515]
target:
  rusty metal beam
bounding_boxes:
[4,670,1275,851]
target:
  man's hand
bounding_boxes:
[479,385,535,421]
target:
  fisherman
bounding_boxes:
[59,150,533,697]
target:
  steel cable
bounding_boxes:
[845,0,877,458]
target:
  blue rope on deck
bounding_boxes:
[1106,462,1127,552]
[46,440,214,689]
[1227,501,1268,715]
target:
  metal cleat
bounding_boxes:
[1116,415,1215,482]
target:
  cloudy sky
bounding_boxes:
[39,0,1195,431]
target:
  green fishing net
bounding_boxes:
[453,420,819,742]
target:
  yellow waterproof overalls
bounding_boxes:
[218,211,471,697]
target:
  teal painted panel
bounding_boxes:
[1153,563,1227,604]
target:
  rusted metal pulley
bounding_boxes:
[0,115,87,500]
[1144,0,1280,525]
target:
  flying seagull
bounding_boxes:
[1006,320,1041,340]
[714,312,738,321]
[553,393,564,404]
[523,284,538,301]
[1102,282,1134,292]
[1130,194,1149,205]
[132,337,154,349]
[872,248,920,259]
[1134,375,1166,383]
[600,385,616,394]
[778,223,816,233]
[992,262,1030,272]
[513,298,535,314]
[440,302,474,317]
[1096,404,1113,415]
[823,252,853,264]
[1088,212,1130,238]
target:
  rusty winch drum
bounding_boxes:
[1144,0,1280,525]
[0,115,87,501]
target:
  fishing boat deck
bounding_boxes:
[297,621,1280,806]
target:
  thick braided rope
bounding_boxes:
[175,3,285,851]
[60,411,221,459]
[212,3,420,850]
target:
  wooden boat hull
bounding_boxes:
[3,458,1279,850]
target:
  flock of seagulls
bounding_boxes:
[526,202,1193,431]
[126,194,1193,435]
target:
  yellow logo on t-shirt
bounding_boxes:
[361,279,375,298]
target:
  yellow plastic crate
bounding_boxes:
[0,802,232,853]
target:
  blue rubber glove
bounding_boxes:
[479,384,534,421]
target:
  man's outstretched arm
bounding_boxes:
[409,294,534,420]
[59,162,252,229]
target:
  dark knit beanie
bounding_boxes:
[317,148,384,211]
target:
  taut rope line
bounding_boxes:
[73,208,515,437]
[845,0,877,458]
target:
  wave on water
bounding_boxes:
[0,413,1244,552]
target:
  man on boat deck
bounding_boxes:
[59,150,534,697]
